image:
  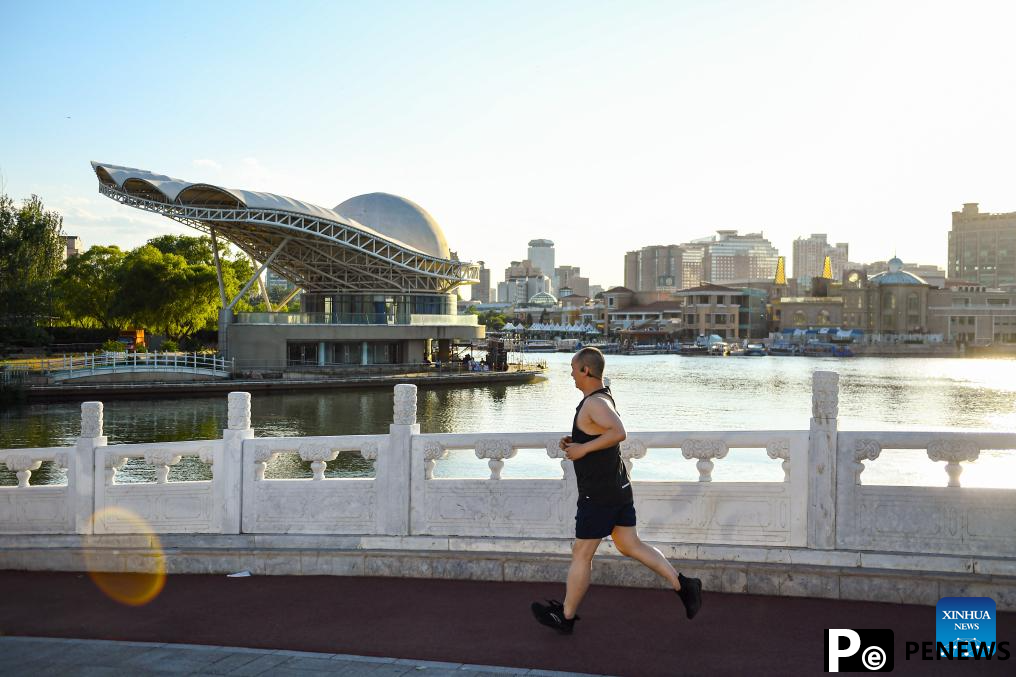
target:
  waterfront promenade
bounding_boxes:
[4,571,1015,676]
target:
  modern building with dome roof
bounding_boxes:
[841,257,931,334]
[90,162,483,368]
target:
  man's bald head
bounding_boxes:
[573,347,605,379]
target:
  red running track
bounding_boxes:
[0,571,1012,676]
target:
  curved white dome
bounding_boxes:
[335,193,450,259]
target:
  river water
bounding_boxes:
[3,354,1015,489]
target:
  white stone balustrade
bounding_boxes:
[2,375,1015,563]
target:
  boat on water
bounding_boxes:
[802,341,854,357]
[523,339,557,352]
[744,343,767,356]
[555,338,581,352]
[768,341,799,356]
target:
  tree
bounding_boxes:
[55,245,129,329]
[0,194,65,325]
[117,245,221,341]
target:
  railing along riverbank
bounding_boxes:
[2,371,1015,608]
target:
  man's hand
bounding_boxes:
[564,442,587,461]
[558,435,572,451]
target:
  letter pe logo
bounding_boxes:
[937,597,996,658]
[825,629,894,672]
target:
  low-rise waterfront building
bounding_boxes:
[91,162,484,369]
[927,281,1016,345]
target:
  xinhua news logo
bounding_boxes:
[937,597,996,658]
[825,629,893,672]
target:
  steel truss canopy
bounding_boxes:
[91,162,479,294]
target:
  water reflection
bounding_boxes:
[3,354,1015,487]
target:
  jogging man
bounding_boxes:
[531,347,702,634]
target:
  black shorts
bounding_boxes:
[575,497,636,540]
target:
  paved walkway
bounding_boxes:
[0,636,597,676]
[0,571,1013,676]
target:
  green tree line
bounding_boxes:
[1,192,266,344]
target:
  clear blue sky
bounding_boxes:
[2,1,1014,294]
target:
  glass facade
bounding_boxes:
[287,340,403,366]
[301,293,456,324]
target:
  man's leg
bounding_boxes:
[610,526,680,590]
[563,538,602,619]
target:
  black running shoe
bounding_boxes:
[531,599,578,634]
[676,573,703,619]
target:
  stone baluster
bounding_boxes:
[766,439,791,482]
[475,438,516,480]
[620,439,648,475]
[852,439,881,485]
[927,439,979,488]
[144,448,183,483]
[298,442,337,480]
[681,439,728,481]
[423,441,447,480]
[4,454,42,488]
[808,370,839,550]
[222,392,253,534]
[198,446,215,478]
[544,438,568,479]
[253,443,279,481]
[359,441,380,462]
[105,453,128,485]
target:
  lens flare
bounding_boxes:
[84,506,166,606]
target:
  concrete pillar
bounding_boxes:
[318,341,326,367]
[361,341,369,365]
[808,370,839,549]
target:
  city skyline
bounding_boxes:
[2,2,1015,287]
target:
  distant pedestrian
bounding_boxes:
[531,347,702,634]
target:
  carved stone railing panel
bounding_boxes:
[681,439,729,482]
[253,443,281,481]
[927,439,980,488]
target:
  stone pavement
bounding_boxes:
[0,637,602,676]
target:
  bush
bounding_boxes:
[134,343,147,353]
[161,339,179,352]
[100,339,124,352]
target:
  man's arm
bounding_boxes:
[564,397,626,461]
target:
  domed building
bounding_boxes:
[527,291,558,307]
[841,258,930,334]
[90,162,482,368]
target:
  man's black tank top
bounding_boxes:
[571,387,633,506]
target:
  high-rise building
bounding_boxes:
[556,265,589,298]
[623,245,685,292]
[693,230,780,284]
[792,234,848,289]
[949,203,1016,288]
[527,239,555,290]
[63,235,82,260]
[474,261,491,304]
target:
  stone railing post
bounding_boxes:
[380,384,417,536]
[220,392,253,534]
[75,401,106,534]
[808,371,839,549]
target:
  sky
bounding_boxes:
[2,0,1015,298]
